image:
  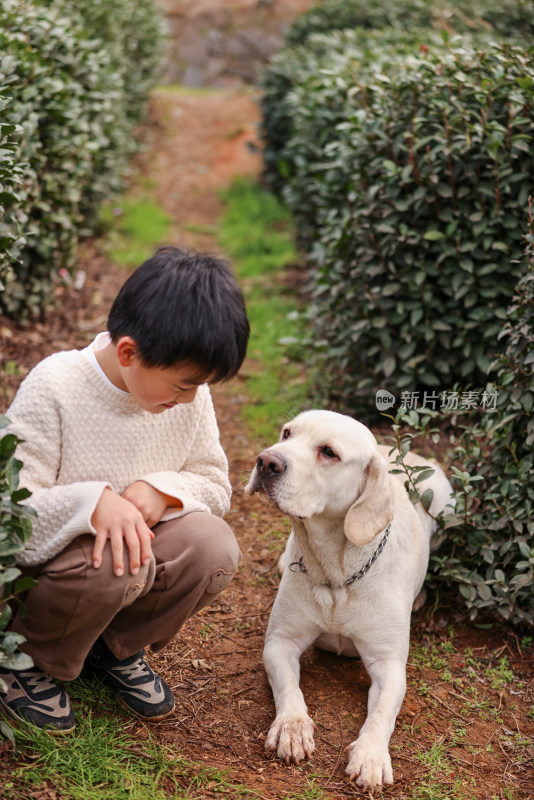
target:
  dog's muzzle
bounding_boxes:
[245,449,287,495]
[256,449,287,479]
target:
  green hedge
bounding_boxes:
[386,215,533,626]
[0,0,163,319]
[287,0,534,46]
[260,28,435,234]
[0,92,25,285]
[261,33,534,415]
[0,415,35,682]
[431,218,534,626]
[264,0,534,626]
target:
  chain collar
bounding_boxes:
[288,523,392,589]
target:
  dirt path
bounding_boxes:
[1,89,533,800]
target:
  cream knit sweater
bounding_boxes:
[5,340,232,566]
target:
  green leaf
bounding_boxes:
[0,567,20,585]
[1,631,26,655]
[408,489,421,505]
[0,651,33,671]
[383,356,396,377]
[414,468,436,485]
[0,435,18,459]
[512,573,533,591]
[517,541,533,559]
[459,584,476,601]
[0,605,12,630]
[383,159,398,174]
[420,488,434,511]
[13,576,38,594]
[0,719,16,746]
[4,456,21,493]
[477,583,492,601]
[0,541,25,557]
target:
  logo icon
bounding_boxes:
[375,389,396,410]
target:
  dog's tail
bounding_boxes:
[424,460,455,552]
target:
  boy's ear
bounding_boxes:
[116,336,138,367]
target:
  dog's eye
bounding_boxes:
[281,428,291,440]
[320,446,338,459]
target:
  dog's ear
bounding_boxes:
[344,453,394,545]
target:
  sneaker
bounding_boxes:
[0,667,75,733]
[85,638,175,722]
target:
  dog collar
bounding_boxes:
[288,523,392,588]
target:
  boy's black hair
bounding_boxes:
[107,247,250,382]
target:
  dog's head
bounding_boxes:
[245,410,394,545]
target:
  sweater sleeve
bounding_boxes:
[140,386,231,519]
[5,363,111,566]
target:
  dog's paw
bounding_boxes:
[265,715,316,764]
[345,737,394,790]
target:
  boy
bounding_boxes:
[0,246,249,732]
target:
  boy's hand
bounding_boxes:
[91,488,153,577]
[121,481,167,528]
[121,481,182,528]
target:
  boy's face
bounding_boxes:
[117,338,211,413]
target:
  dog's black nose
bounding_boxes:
[256,449,287,478]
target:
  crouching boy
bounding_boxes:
[0,247,249,731]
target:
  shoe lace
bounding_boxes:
[112,658,151,682]
[21,671,58,694]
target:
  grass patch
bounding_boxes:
[99,197,171,267]
[287,777,332,799]
[154,85,221,97]
[412,740,476,800]
[405,631,533,799]
[1,678,259,800]
[218,178,310,442]
[218,178,296,278]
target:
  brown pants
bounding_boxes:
[13,512,241,681]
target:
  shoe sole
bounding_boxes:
[0,696,76,735]
[116,693,176,722]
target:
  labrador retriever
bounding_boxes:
[245,409,453,790]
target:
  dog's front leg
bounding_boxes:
[345,654,407,790]
[263,629,318,764]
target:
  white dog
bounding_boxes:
[245,410,453,790]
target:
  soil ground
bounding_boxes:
[0,88,533,800]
